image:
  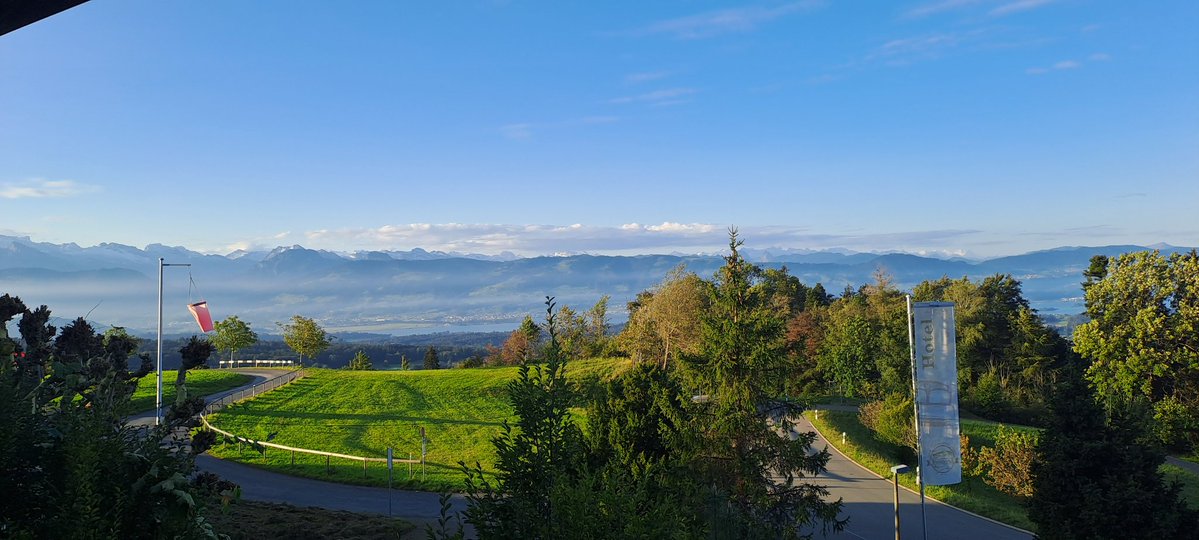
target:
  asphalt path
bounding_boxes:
[128,369,466,523]
[792,413,1034,540]
[126,368,285,428]
[195,454,465,522]
[141,372,1034,536]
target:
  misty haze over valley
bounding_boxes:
[3,234,1189,336]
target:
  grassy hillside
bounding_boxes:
[128,370,252,414]
[205,358,630,491]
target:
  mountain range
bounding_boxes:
[1,235,1191,336]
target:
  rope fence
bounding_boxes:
[200,369,422,478]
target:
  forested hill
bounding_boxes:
[1,235,1191,335]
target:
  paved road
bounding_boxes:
[792,414,1033,540]
[129,369,466,523]
[145,374,1033,536]
[127,368,284,428]
[1166,456,1199,477]
[195,454,465,522]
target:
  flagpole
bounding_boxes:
[906,295,928,540]
[156,259,191,426]
[157,259,163,426]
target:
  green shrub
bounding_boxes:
[977,425,1038,498]
[859,393,916,462]
[966,368,1012,420]
[1154,397,1198,452]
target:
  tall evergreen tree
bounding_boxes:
[1030,363,1198,539]
[348,350,373,370]
[423,345,441,370]
[460,298,583,538]
[680,229,843,538]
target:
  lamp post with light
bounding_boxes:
[890,464,911,540]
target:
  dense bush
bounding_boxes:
[0,294,219,539]
[859,392,916,462]
[1153,397,1198,452]
[964,368,1012,420]
[976,426,1038,498]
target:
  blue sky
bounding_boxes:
[2,0,1196,258]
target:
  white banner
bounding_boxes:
[911,302,961,486]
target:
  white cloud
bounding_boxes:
[990,0,1056,17]
[1027,58,1084,75]
[1089,52,1110,61]
[284,222,981,257]
[903,0,983,19]
[609,87,698,105]
[867,32,966,65]
[633,1,823,40]
[625,71,670,84]
[0,179,98,199]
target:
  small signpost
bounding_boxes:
[420,426,429,482]
[387,447,393,516]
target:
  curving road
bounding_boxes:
[195,453,464,522]
[132,369,465,523]
[156,372,1033,536]
[126,368,285,429]
[793,413,1034,540]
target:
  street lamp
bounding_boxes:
[890,464,911,540]
[156,258,191,426]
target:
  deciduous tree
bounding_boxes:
[1074,250,1199,416]
[279,315,330,366]
[211,315,259,364]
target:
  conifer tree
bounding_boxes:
[1030,363,1199,539]
[681,229,843,538]
[423,345,440,370]
[348,350,373,370]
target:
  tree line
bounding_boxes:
[433,231,845,539]
[439,241,1199,539]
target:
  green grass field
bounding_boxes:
[808,409,1038,532]
[1162,465,1199,511]
[205,358,630,492]
[128,370,253,414]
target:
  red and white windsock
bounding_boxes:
[188,301,214,333]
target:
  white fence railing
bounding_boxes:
[217,359,296,369]
[200,369,421,477]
